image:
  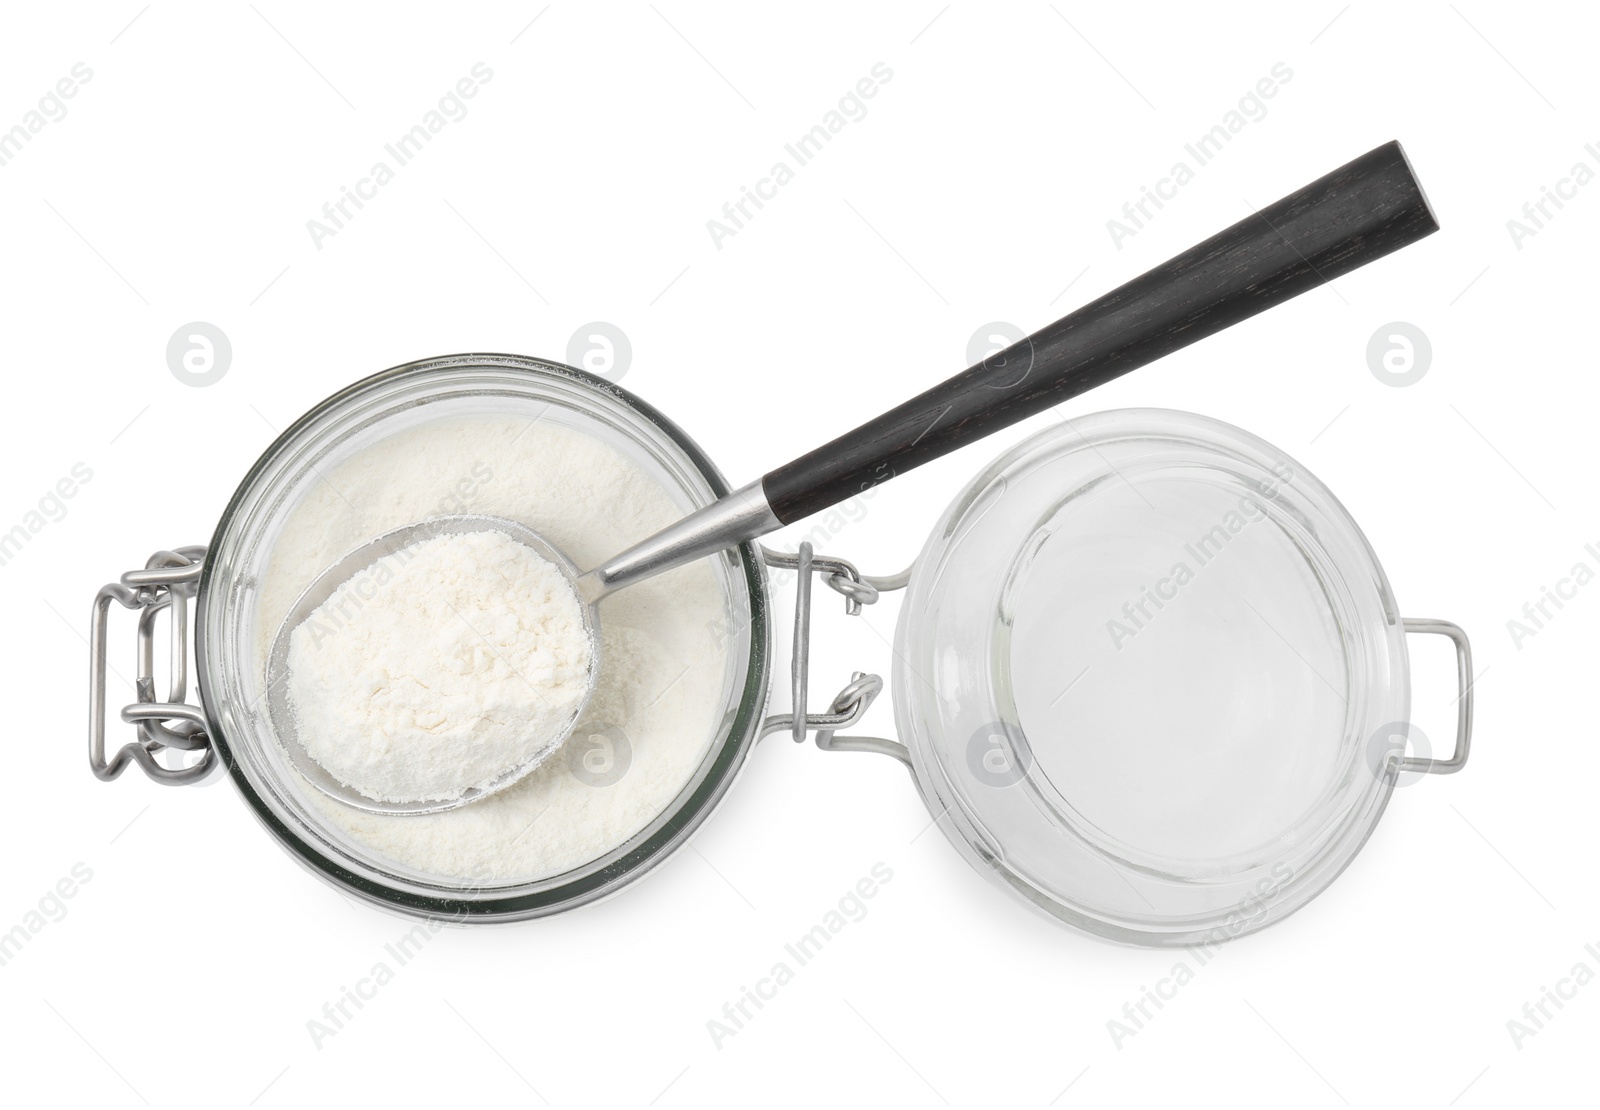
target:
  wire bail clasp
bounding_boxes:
[758,542,913,766]
[89,546,216,785]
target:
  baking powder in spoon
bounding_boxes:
[284,529,593,804]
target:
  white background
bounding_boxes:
[2,1,1594,1106]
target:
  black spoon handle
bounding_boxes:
[760,139,1438,525]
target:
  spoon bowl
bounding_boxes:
[265,513,600,815]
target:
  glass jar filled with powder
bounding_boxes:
[191,355,770,918]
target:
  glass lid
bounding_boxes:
[892,409,1411,946]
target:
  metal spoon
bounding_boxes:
[271,140,1439,815]
[265,515,591,815]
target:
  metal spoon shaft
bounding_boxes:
[577,480,779,604]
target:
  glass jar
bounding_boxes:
[189,355,771,919]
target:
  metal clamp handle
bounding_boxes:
[758,543,913,767]
[1399,617,1474,776]
[90,547,216,785]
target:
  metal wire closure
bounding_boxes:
[758,543,914,766]
[89,546,216,784]
[1397,618,1475,775]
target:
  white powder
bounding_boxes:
[284,530,594,804]
[255,412,732,884]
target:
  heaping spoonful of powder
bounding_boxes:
[283,529,594,805]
